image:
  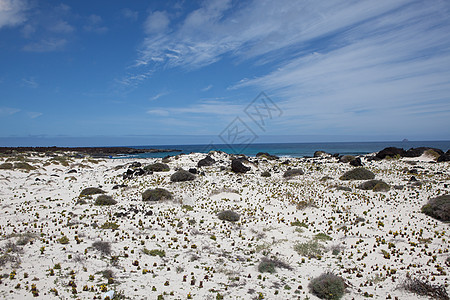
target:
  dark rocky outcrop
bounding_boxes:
[339,155,355,163]
[188,168,197,174]
[142,188,173,202]
[144,163,170,172]
[217,210,240,222]
[404,147,444,157]
[283,168,304,178]
[376,147,406,159]
[349,157,363,167]
[256,152,279,160]
[95,195,117,206]
[197,155,216,167]
[231,159,250,173]
[170,170,196,182]
[437,153,450,162]
[80,187,106,196]
[421,194,450,222]
[340,168,375,180]
[358,180,390,192]
[261,171,271,177]
[313,151,330,158]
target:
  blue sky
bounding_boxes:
[0,0,449,146]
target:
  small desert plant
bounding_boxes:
[100,269,114,280]
[294,240,325,258]
[100,222,119,230]
[57,236,69,244]
[421,195,450,222]
[80,187,106,196]
[142,248,165,257]
[92,241,111,255]
[217,210,240,222]
[283,168,304,178]
[340,168,375,180]
[144,163,170,172]
[170,170,195,182]
[314,233,332,241]
[402,277,449,300]
[142,188,173,202]
[94,195,117,206]
[309,272,346,300]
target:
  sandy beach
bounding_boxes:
[0,149,448,299]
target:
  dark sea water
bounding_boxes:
[118,140,450,159]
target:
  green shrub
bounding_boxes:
[143,248,165,257]
[80,187,106,196]
[144,163,170,172]
[217,210,240,222]
[309,272,346,300]
[340,168,375,180]
[294,240,325,258]
[421,195,450,221]
[57,236,69,244]
[100,222,119,230]
[170,170,195,182]
[314,233,332,241]
[94,195,117,206]
[142,188,173,202]
[283,168,304,178]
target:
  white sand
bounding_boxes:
[0,151,448,299]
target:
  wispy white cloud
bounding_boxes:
[84,14,108,34]
[23,37,67,52]
[0,106,20,116]
[122,8,138,21]
[144,10,169,34]
[21,77,38,88]
[0,0,28,29]
[201,84,213,92]
[150,90,169,101]
[27,111,42,119]
[147,109,169,116]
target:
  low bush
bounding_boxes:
[283,168,304,178]
[340,167,375,180]
[373,181,390,192]
[143,248,165,257]
[142,188,173,202]
[170,170,195,182]
[94,195,117,206]
[421,195,450,222]
[217,210,240,222]
[258,257,292,273]
[294,240,325,258]
[309,272,346,300]
[402,277,449,300]
[144,163,170,172]
[92,241,111,255]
